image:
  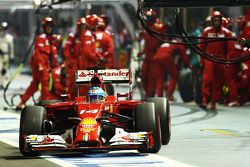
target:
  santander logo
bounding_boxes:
[77,69,129,79]
[104,70,129,77]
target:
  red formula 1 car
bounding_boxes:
[19,68,171,156]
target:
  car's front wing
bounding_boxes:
[25,129,151,152]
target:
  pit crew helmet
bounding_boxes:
[77,17,86,25]
[87,86,107,103]
[96,17,106,30]
[211,11,223,19]
[86,14,98,31]
[210,11,223,28]
[77,17,87,28]
[42,17,53,27]
[76,17,87,33]
[41,17,54,34]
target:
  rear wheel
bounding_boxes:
[146,97,171,145]
[194,73,202,105]
[135,102,161,153]
[19,106,46,156]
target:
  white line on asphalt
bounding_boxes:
[0,136,78,167]
[0,137,19,147]
[149,154,197,167]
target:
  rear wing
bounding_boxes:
[75,69,131,84]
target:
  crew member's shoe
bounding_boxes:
[167,96,176,104]
[210,101,216,110]
[228,101,240,107]
[199,98,207,110]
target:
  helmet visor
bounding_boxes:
[88,95,105,103]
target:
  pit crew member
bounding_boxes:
[137,9,165,97]
[199,11,237,110]
[63,17,87,99]
[149,38,191,101]
[18,17,59,109]
[94,16,115,68]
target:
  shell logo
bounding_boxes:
[137,134,142,138]
[81,117,96,126]
[31,135,37,141]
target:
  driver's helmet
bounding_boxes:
[87,86,107,103]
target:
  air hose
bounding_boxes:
[3,8,42,108]
[3,3,58,108]
[175,8,250,64]
[136,4,250,64]
[3,41,36,108]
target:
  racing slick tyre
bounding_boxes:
[146,97,171,145]
[19,106,46,156]
[193,73,202,105]
[178,68,194,102]
[38,100,61,106]
[135,102,161,153]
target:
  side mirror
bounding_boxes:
[117,92,129,100]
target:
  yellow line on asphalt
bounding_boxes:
[200,129,241,137]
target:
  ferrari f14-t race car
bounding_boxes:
[19,68,171,156]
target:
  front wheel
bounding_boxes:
[19,106,46,156]
[135,102,161,153]
[146,97,171,145]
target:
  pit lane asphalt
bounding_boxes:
[0,141,61,167]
